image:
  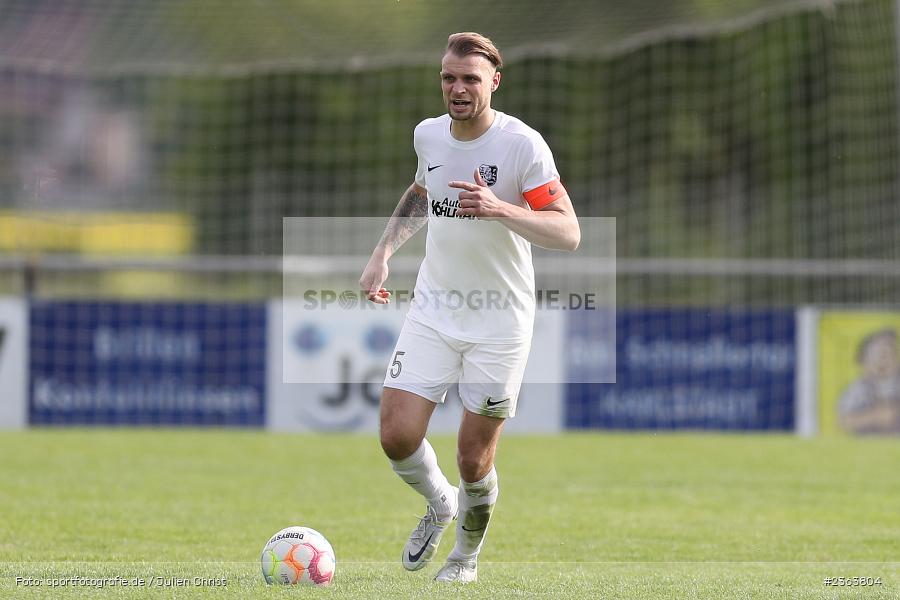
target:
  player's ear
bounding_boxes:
[491,71,501,92]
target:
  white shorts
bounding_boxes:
[383,317,531,419]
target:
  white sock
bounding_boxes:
[448,466,499,562]
[389,439,456,520]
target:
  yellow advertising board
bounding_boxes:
[818,311,900,435]
[0,211,192,255]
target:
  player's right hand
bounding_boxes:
[360,257,392,304]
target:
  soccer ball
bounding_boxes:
[260,526,336,586]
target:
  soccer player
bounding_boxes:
[359,32,580,583]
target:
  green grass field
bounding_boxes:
[1,430,898,599]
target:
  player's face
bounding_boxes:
[440,52,501,121]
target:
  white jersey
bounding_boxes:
[406,111,566,343]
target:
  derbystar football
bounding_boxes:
[260,526,336,586]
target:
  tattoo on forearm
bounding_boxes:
[378,187,428,254]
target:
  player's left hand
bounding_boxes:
[449,169,509,220]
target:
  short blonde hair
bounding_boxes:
[445,32,502,71]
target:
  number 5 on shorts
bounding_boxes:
[389,351,405,378]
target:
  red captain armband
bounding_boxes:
[523,179,568,210]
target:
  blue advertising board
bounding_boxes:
[30,301,266,426]
[565,309,796,430]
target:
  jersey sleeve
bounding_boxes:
[520,135,567,210]
[413,124,427,188]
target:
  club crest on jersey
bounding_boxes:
[479,164,498,186]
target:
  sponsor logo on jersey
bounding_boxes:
[479,164,498,186]
[431,197,476,220]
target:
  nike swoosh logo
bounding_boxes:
[485,397,508,407]
[549,187,558,196]
[461,525,485,532]
[427,165,443,172]
[407,532,434,563]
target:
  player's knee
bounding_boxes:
[379,388,431,460]
[456,450,491,483]
[379,424,421,461]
